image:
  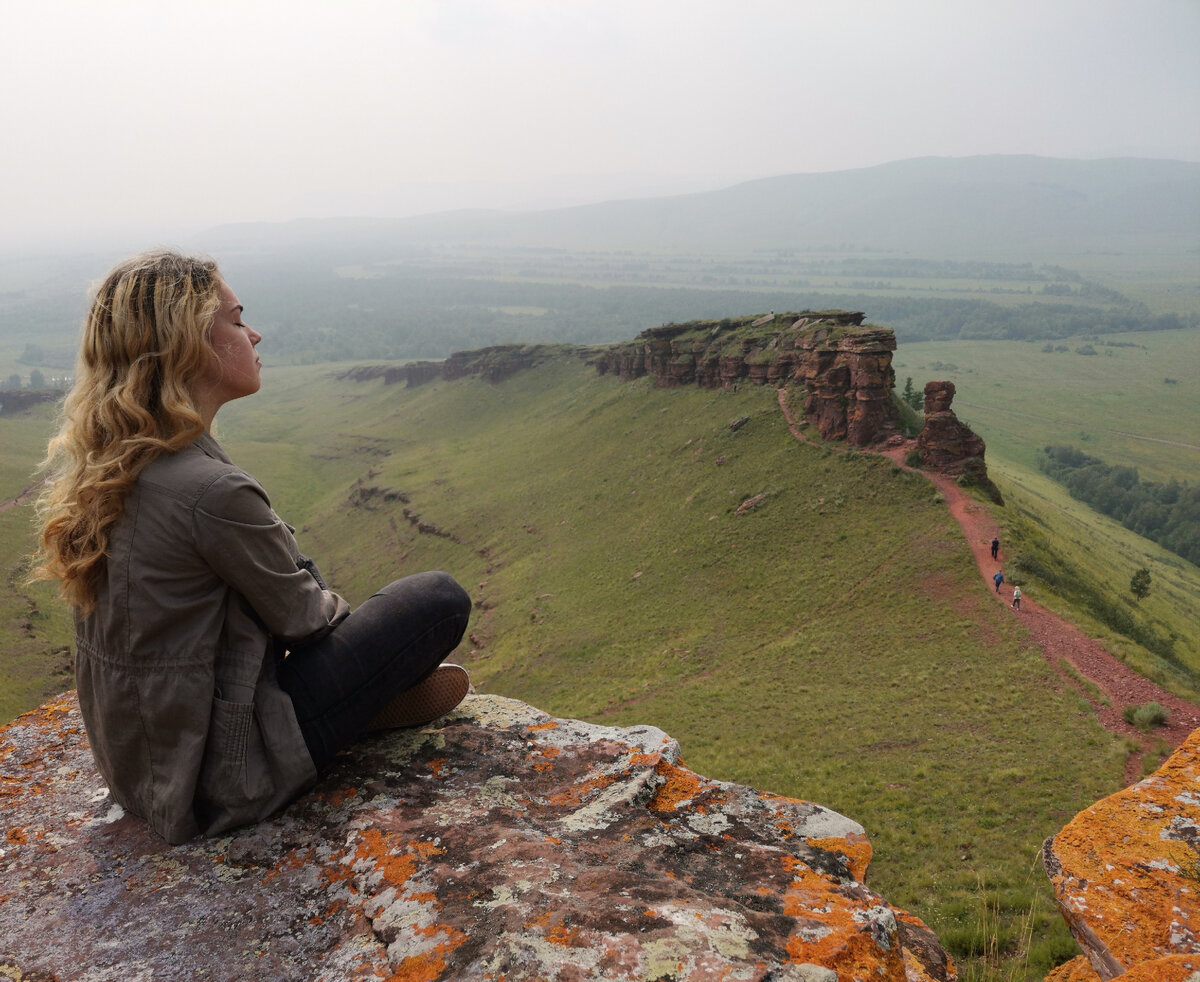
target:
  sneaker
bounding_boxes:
[367,664,471,731]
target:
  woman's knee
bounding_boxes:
[378,570,471,620]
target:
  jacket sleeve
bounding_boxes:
[192,470,350,644]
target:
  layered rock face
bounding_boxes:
[336,314,902,447]
[0,692,954,982]
[594,312,900,446]
[1043,727,1200,982]
[914,381,985,473]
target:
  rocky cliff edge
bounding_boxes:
[0,692,954,982]
[593,312,899,447]
[1043,726,1200,981]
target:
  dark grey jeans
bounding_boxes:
[277,570,470,771]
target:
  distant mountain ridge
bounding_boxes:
[204,155,1200,258]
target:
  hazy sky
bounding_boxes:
[3,0,1198,242]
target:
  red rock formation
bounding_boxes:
[0,692,955,981]
[1043,727,1200,981]
[915,381,986,473]
[595,312,901,446]
[336,315,903,447]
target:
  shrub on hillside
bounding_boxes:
[1122,701,1169,731]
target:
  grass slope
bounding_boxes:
[209,357,1125,979]
[0,404,75,722]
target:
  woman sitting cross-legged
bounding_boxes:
[34,251,471,844]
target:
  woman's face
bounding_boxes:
[196,280,263,412]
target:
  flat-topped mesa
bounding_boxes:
[595,311,901,446]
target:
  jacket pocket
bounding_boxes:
[197,697,254,804]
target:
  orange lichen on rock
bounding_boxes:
[1,691,956,980]
[780,853,906,979]
[1043,726,1200,980]
[808,833,873,882]
[353,830,443,898]
[386,949,453,982]
[546,771,620,807]
[647,759,705,812]
[529,745,561,772]
[1044,956,1101,982]
[1118,953,1200,981]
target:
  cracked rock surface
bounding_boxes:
[1,692,953,981]
[1044,727,1200,982]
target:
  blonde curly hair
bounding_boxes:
[33,251,223,612]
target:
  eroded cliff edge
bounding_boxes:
[340,313,996,485]
[594,312,900,447]
[0,692,954,982]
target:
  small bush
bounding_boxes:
[905,449,924,468]
[1122,701,1169,731]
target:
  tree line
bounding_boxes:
[3,259,1195,370]
[1037,444,1200,567]
[202,265,1198,364]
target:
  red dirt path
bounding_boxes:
[776,390,1199,783]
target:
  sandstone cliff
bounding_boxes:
[913,381,1000,503]
[335,320,1004,479]
[339,314,904,449]
[915,381,984,473]
[0,692,954,982]
[593,312,900,447]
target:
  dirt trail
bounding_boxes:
[0,482,40,514]
[777,390,1199,783]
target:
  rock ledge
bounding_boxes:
[0,692,953,981]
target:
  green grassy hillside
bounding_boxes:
[0,403,76,722]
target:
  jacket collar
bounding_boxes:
[193,431,233,466]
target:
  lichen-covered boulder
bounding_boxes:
[1043,727,1200,981]
[1,692,954,981]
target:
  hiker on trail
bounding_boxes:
[993,570,1004,593]
[1011,586,1022,610]
[33,251,472,845]
[991,537,999,560]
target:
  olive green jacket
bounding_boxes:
[75,433,350,844]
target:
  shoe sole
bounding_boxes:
[367,664,471,731]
